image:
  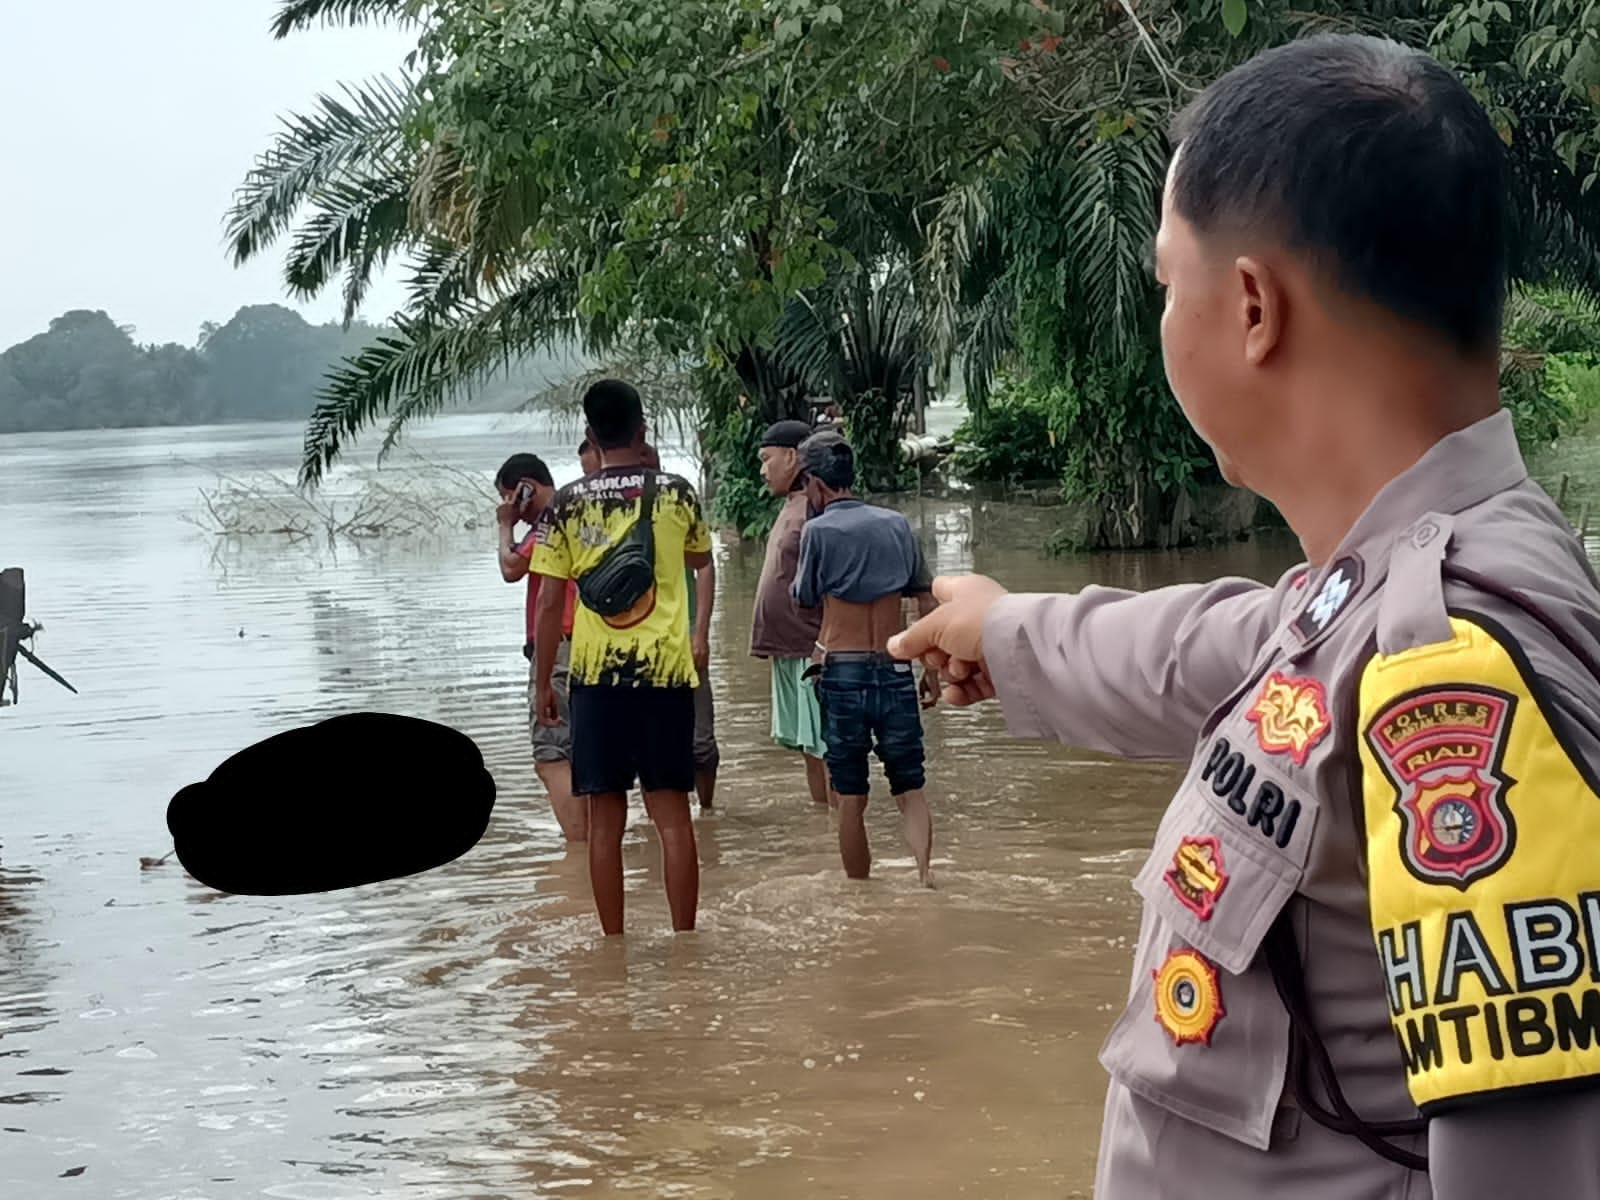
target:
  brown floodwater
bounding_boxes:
[2,414,1584,1198]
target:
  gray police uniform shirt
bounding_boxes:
[984,410,1600,1198]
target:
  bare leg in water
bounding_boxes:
[804,755,833,809]
[643,790,699,930]
[536,759,588,842]
[836,794,872,879]
[587,792,629,935]
[895,788,934,886]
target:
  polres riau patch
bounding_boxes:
[1163,835,1229,921]
[1364,685,1519,889]
[1246,672,1331,766]
[1152,948,1225,1047]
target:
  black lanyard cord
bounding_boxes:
[1264,914,1431,1173]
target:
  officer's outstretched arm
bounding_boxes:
[1358,611,1600,1190]
[984,577,1276,761]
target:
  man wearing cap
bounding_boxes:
[794,430,940,884]
[753,419,830,807]
[889,33,1600,1197]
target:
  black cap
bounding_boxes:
[761,419,813,450]
[797,429,854,490]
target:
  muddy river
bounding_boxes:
[4,412,1586,1198]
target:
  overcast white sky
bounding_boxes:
[0,1,415,349]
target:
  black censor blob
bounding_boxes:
[167,713,495,895]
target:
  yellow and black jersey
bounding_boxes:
[530,466,711,689]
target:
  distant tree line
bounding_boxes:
[0,304,578,435]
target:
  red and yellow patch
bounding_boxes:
[1247,672,1331,766]
[1152,948,1225,1047]
[1163,835,1228,921]
[1365,684,1516,888]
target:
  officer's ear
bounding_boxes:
[1234,255,1284,368]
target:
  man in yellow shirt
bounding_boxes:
[531,379,712,934]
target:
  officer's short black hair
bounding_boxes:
[495,453,553,490]
[582,379,645,450]
[1170,33,1508,357]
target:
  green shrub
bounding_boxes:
[1548,351,1600,422]
[1502,286,1600,451]
[1502,356,1571,450]
[704,402,780,539]
[951,377,1071,486]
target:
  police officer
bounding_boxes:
[891,33,1600,1199]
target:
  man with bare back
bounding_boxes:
[792,430,939,883]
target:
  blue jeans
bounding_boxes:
[816,652,926,797]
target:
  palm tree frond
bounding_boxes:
[225,75,415,271]
[270,0,414,39]
[959,273,1017,414]
[300,270,581,487]
[773,295,844,400]
[1058,132,1165,357]
[919,182,993,384]
[402,239,483,317]
[280,172,412,317]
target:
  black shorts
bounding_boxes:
[570,684,696,796]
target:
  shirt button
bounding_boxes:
[1412,521,1440,549]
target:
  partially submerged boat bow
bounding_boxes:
[1,568,77,707]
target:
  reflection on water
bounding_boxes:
[0,410,1465,1197]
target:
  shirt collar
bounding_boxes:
[1332,408,1526,559]
[1283,409,1528,656]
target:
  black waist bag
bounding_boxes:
[575,470,658,619]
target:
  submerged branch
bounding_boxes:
[184,455,497,543]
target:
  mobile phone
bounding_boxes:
[515,481,535,506]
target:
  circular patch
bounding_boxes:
[1152,948,1225,1047]
[1429,797,1477,848]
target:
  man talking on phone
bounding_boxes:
[496,454,586,843]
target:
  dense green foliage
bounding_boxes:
[949,377,1068,486]
[228,0,1600,545]
[1501,287,1600,447]
[229,0,1045,485]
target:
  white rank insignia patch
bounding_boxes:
[1365,684,1518,888]
[1152,948,1225,1047]
[1293,554,1364,641]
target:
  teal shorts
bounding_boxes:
[770,656,827,759]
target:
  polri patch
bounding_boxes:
[1294,554,1363,640]
[1365,684,1519,889]
[1247,672,1332,766]
[1198,735,1304,851]
[1164,835,1229,921]
[1152,948,1225,1046]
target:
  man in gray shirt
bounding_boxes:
[793,431,939,883]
